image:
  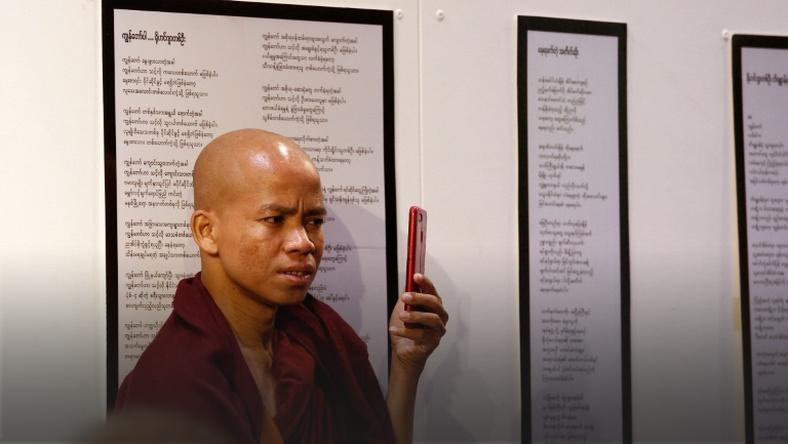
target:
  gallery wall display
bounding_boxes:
[732,33,788,444]
[517,16,631,444]
[102,0,395,406]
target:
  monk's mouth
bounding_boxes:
[279,267,315,285]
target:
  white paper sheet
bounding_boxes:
[526,29,624,443]
[741,45,788,444]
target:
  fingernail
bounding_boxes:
[403,293,413,302]
[400,311,410,320]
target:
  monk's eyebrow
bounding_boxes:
[258,203,297,215]
[305,206,327,217]
[257,204,326,217]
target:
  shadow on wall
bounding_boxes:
[311,204,394,385]
[311,204,365,330]
[324,202,506,440]
[415,256,501,442]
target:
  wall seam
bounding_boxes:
[417,0,425,205]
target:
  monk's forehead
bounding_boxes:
[193,129,318,208]
[219,154,321,208]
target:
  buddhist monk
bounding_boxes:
[114,129,448,444]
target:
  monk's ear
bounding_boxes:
[191,209,219,255]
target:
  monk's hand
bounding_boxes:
[388,273,448,371]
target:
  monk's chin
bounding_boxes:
[263,287,311,306]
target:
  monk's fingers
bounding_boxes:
[402,291,442,311]
[388,325,415,341]
[399,311,446,335]
[413,273,438,297]
[389,324,443,344]
[402,292,449,325]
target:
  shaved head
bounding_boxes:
[190,128,326,309]
[193,128,318,212]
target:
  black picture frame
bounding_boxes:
[516,15,630,443]
[102,0,395,409]
[732,33,788,444]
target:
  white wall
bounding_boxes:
[3,0,788,442]
[1,0,104,440]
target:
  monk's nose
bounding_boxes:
[285,225,315,254]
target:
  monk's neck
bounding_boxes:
[202,273,277,352]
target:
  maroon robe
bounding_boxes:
[115,274,395,444]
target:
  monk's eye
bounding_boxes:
[262,215,284,225]
[306,218,324,228]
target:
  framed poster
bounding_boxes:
[102,0,395,407]
[517,16,630,444]
[733,33,788,444]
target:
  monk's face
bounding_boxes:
[213,145,325,306]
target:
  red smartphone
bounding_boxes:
[405,206,427,313]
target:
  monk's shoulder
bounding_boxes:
[118,312,234,400]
